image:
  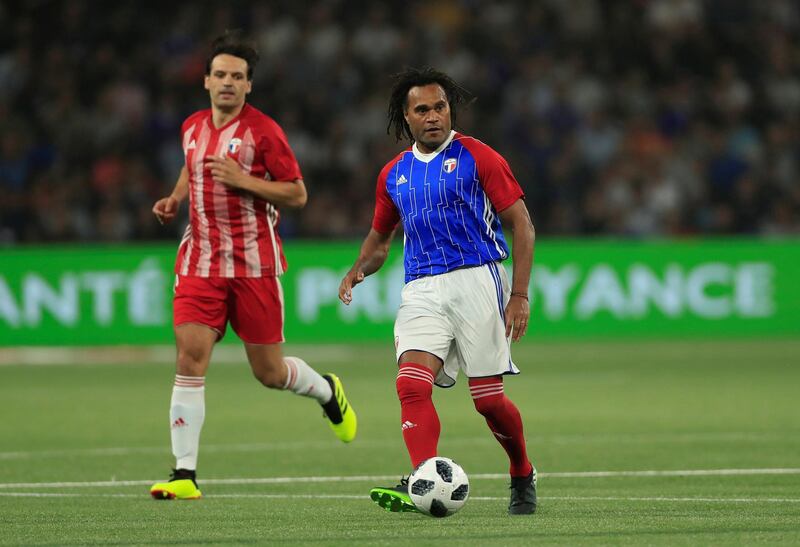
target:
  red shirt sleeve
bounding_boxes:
[260,119,303,182]
[371,158,402,234]
[459,136,524,212]
[181,110,206,149]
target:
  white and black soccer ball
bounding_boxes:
[408,456,470,517]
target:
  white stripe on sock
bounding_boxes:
[397,367,434,381]
[470,384,503,395]
[282,357,332,404]
[471,388,505,400]
[397,371,434,384]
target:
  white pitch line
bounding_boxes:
[0,492,84,497]
[544,468,800,478]
[546,496,800,504]
[0,476,398,489]
[1,468,799,490]
[0,492,798,504]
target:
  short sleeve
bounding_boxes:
[372,165,401,234]
[460,137,524,212]
[261,121,303,182]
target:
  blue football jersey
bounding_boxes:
[373,131,524,282]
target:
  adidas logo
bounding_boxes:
[187,140,196,150]
[397,174,408,185]
[492,431,512,440]
[401,420,417,430]
[171,417,187,428]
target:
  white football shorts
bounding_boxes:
[394,261,520,387]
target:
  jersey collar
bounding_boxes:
[208,103,249,132]
[411,130,456,162]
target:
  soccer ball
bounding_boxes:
[408,456,470,517]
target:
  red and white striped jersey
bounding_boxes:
[175,104,302,278]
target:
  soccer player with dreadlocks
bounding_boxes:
[338,67,537,515]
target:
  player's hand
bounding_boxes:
[339,269,366,305]
[505,294,530,342]
[152,196,179,225]
[205,155,246,189]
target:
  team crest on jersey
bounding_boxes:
[228,138,243,154]
[443,158,457,173]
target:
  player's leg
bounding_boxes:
[151,276,227,500]
[372,276,452,512]
[469,375,532,478]
[370,349,443,514]
[469,375,536,514]
[150,324,216,500]
[170,323,217,468]
[244,343,356,442]
[451,263,537,514]
[396,350,443,467]
[232,277,355,442]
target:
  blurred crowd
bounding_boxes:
[1,0,799,244]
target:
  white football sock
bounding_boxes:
[170,375,205,471]
[282,356,333,404]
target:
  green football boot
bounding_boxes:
[321,373,357,443]
[150,468,202,500]
[370,477,420,513]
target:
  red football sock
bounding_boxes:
[469,376,533,478]
[396,363,440,468]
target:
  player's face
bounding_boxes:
[404,84,452,153]
[204,54,252,112]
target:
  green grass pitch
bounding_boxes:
[1,339,798,545]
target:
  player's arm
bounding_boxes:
[340,158,401,304]
[463,138,533,340]
[152,166,189,225]
[204,155,307,209]
[499,199,535,341]
[338,228,396,305]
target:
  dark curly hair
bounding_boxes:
[205,29,259,81]
[387,67,475,142]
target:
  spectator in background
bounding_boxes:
[1,0,798,243]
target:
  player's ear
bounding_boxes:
[204,75,210,91]
[245,80,252,95]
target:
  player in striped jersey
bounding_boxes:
[149,31,356,501]
[339,68,537,515]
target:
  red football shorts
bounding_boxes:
[173,275,284,344]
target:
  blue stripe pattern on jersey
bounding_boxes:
[488,262,515,372]
[386,139,510,282]
[488,262,505,321]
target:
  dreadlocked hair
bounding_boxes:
[387,67,475,142]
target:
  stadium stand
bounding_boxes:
[1,0,798,243]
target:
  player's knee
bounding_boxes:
[176,347,208,376]
[396,375,433,404]
[472,393,505,416]
[252,354,289,389]
[253,367,284,389]
[469,377,505,415]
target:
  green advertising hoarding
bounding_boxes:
[0,239,798,346]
